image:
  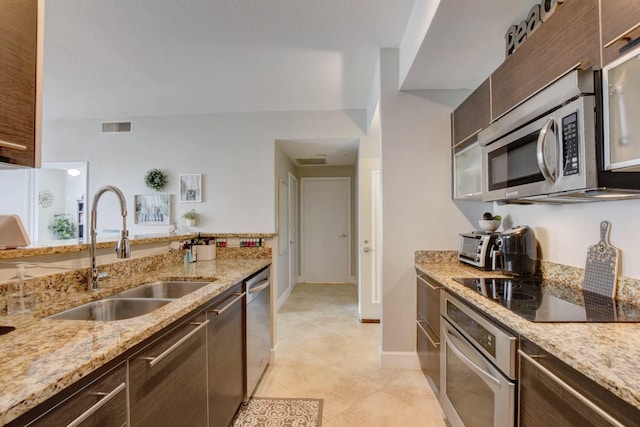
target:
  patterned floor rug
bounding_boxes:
[232,397,323,427]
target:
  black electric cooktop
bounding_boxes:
[453,277,640,323]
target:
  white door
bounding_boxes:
[301,177,350,283]
[288,173,298,289]
[357,165,381,320]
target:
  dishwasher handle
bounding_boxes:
[248,279,270,294]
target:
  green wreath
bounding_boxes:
[144,168,168,191]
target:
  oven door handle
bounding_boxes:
[536,117,557,184]
[445,326,501,389]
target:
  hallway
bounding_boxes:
[254,283,446,426]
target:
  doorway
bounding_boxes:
[300,177,350,283]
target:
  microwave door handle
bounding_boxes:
[536,118,557,184]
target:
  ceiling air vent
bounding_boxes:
[295,158,326,166]
[101,121,133,134]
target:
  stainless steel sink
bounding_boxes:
[111,281,211,299]
[47,298,171,321]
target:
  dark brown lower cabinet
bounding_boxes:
[207,283,245,427]
[519,339,640,427]
[129,311,208,427]
[26,362,127,427]
[416,270,442,394]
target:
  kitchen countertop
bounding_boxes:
[0,232,277,260]
[0,257,270,425]
[416,251,640,411]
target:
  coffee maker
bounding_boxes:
[491,226,539,276]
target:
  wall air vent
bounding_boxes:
[295,158,326,166]
[101,121,133,134]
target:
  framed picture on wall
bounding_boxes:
[179,174,202,202]
[134,194,171,225]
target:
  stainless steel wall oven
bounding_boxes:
[440,291,517,427]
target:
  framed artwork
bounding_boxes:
[180,174,202,202]
[134,194,170,225]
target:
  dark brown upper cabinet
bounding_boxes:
[601,0,640,66]
[451,78,491,147]
[491,0,600,120]
[0,0,43,168]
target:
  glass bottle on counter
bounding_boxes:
[7,264,35,314]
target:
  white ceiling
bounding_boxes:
[42,0,534,165]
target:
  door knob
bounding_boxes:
[364,247,371,253]
[340,234,347,238]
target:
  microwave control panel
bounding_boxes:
[562,112,579,176]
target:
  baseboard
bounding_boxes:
[349,275,357,284]
[276,284,293,311]
[379,348,421,369]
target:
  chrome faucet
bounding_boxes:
[89,185,131,290]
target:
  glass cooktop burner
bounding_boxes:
[452,277,640,323]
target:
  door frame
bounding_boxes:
[288,172,299,289]
[300,176,351,283]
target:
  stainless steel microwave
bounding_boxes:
[479,70,640,203]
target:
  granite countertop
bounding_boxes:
[0,232,277,260]
[0,258,271,425]
[415,251,640,411]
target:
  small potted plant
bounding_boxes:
[48,213,77,239]
[181,209,197,227]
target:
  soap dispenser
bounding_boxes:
[7,264,35,314]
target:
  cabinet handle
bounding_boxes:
[604,22,640,48]
[209,292,245,315]
[142,320,209,368]
[417,275,441,291]
[416,320,439,348]
[0,140,27,151]
[65,382,126,427]
[518,350,625,427]
[248,280,270,294]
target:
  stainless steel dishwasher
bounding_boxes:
[244,266,271,402]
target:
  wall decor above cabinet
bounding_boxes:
[491,0,599,120]
[504,0,564,57]
[0,0,44,169]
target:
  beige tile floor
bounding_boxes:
[254,283,447,427]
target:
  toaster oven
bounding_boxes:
[458,232,498,270]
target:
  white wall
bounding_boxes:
[274,144,298,304]
[0,169,33,238]
[41,110,366,237]
[495,200,640,279]
[378,48,475,367]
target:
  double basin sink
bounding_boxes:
[48,281,212,321]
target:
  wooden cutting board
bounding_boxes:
[583,221,620,298]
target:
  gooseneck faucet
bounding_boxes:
[90,185,131,290]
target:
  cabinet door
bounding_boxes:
[601,0,640,65]
[0,0,42,167]
[519,339,640,427]
[452,141,482,200]
[491,0,600,120]
[207,284,245,427]
[416,271,442,393]
[129,311,208,427]
[417,320,440,394]
[28,363,127,427]
[452,78,491,146]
